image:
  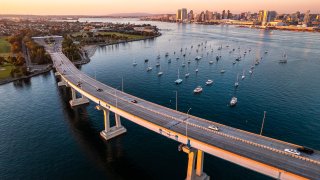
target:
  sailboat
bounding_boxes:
[241,70,245,80]
[157,63,163,76]
[132,60,137,66]
[206,79,213,85]
[193,86,203,93]
[175,69,183,84]
[146,62,152,72]
[279,51,288,63]
[230,97,238,106]
[235,74,239,87]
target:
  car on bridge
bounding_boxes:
[284,148,301,156]
[131,99,138,103]
[208,125,219,131]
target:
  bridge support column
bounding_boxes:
[57,78,67,87]
[69,88,89,107]
[96,106,126,141]
[181,146,210,180]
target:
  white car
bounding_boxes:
[208,125,219,131]
[284,149,301,156]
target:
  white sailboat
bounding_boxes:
[241,70,245,80]
[230,97,238,106]
[132,60,137,66]
[158,63,163,76]
[175,69,183,84]
[185,65,190,78]
[279,51,288,63]
[206,79,213,85]
[146,62,152,71]
[235,74,239,87]
[194,86,203,93]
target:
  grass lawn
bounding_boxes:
[0,37,11,57]
[98,32,145,40]
[71,32,145,40]
[0,64,14,79]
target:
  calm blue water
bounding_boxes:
[1,19,320,179]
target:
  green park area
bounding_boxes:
[98,32,145,40]
[0,37,11,57]
[71,31,145,41]
[0,64,14,80]
[0,37,12,80]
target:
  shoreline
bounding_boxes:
[142,19,320,33]
[0,33,160,85]
[0,66,52,85]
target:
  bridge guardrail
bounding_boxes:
[52,52,320,166]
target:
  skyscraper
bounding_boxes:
[227,10,231,19]
[188,10,194,21]
[304,10,310,26]
[205,10,213,21]
[181,8,188,22]
[222,10,226,19]
[177,9,182,21]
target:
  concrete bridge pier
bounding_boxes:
[69,88,89,107]
[55,72,67,87]
[96,105,127,141]
[181,146,210,180]
[57,78,68,87]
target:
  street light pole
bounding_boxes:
[260,111,267,135]
[114,87,120,108]
[186,107,192,147]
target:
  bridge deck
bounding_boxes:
[35,37,320,179]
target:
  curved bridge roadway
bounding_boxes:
[34,36,320,180]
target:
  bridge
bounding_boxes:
[33,36,320,180]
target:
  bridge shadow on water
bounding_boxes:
[56,85,154,180]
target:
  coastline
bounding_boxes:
[0,33,160,85]
[0,65,52,85]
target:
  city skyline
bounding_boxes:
[1,0,320,15]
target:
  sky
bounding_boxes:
[1,0,319,15]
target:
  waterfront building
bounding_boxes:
[181,8,188,22]
[259,10,277,26]
[303,10,310,26]
[177,9,182,21]
[222,10,226,19]
[227,10,232,19]
[205,10,213,21]
[188,10,194,21]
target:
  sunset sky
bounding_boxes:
[1,0,319,15]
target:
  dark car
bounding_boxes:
[297,147,314,155]
[131,100,138,103]
[96,88,103,92]
[76,82,82,87]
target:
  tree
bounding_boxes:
[0,56,6,65]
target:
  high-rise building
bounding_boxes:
[176,9,182,21]
[181,8,188,22]
[227,10,232,19]
[258,10,264,23]
[188,10,194,21]
[268,11,277,22]
[222,10,226,19]
[304,10,310,26]
[258,10,277,25]
[205,10,213,21]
